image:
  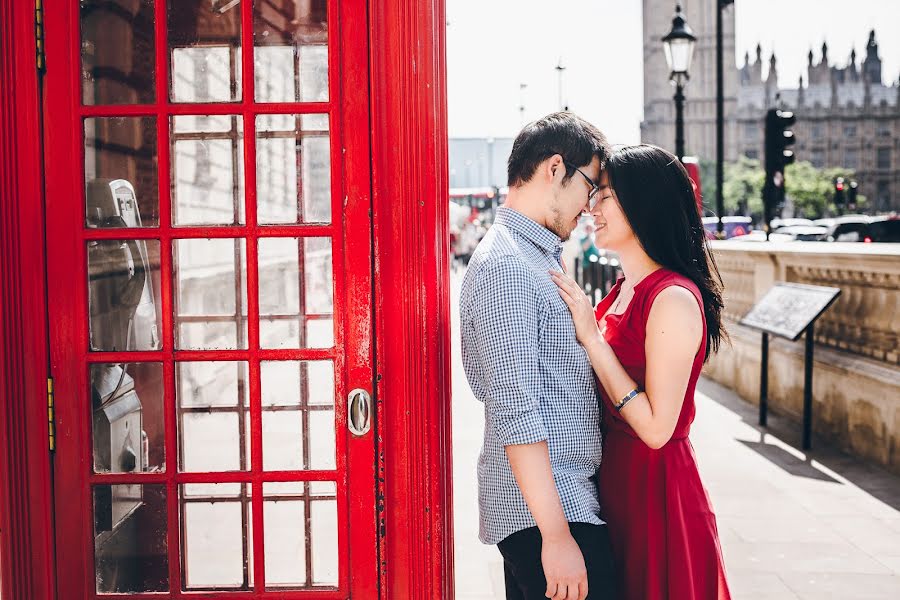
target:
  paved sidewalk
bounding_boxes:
[451,272,900,600]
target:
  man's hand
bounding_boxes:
[542,532,588,600]
[504,442,588,599]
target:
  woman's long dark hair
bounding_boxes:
[605,144,727,360]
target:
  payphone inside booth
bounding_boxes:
[86,179,160,352]
[36,0,395,593]
[86,178,164,592]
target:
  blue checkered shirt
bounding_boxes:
[460,207,604,545]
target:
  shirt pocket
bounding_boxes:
[534,271,568,309]
[539,297,578,343]
[541,309,594,382]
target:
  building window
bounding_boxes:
[844,148,859,170]
[744,149,759,160]
[811,148,825,169]
[877,148,891,170]
[843,125,857,137]
[811,124,824,139]
[877,123,891,138]
[743,122,758,140]
[877,180,890,209]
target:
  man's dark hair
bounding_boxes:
[507,112,610,187]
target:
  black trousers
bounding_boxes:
[497,522,618,600]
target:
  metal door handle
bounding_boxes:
[348,388,371,436]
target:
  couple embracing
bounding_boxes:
[460,112,732,600]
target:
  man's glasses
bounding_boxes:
[564,161,600,209]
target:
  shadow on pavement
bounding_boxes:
[737,436,840,483]
[697,377,900,512]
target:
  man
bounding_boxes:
[460,112,616,600]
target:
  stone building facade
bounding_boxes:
[736,32,900,212]
[641,0,739,162]
[642,0,900,212]
[705,242,900,473]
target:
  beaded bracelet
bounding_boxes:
[615,387,641,412]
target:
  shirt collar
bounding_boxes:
[494,207,563,256]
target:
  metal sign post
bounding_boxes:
[740,283,842,450]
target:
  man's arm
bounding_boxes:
[505,443,569,540]
[472,259,588,600]
[471,259,548,447]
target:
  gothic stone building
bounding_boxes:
[642,0,899,212]
[737,33,899,212]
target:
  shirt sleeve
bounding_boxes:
[470,258,548,446]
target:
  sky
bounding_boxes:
[447,0,900,145]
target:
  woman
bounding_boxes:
[551,144,731,599]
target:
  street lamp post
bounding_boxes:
[716,0,734,237]
[519,83,528,125]
[555,59,567,111]
[662,3,696,162]
[673,82,686,161]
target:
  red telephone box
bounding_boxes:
[0,1,453,598]
[681,156,703,214]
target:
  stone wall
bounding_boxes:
[704,241,900,472]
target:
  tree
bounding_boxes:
[722,157,765,218]
[698,158,717,215]
[698,157,765,219]
[700,158,867,221]
[782,161,866,217]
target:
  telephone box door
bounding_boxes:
[44,0,377,597]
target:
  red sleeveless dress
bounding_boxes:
[595,269,731,600]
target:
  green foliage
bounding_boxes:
[698,159,717,212]
[723,157,765,217]
[698,158,867,220]
[783,161,866,217]
[698,157,764,218]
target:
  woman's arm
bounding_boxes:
[551,271,703,449]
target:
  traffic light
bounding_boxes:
[763,108,796,235]
[834,177,845,207]
[848,180,858,210]
[765,108,796,174]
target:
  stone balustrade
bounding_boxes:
[704,241,900,472]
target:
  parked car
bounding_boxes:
[729,230,768,242]
[769,225,828,242]
[867,216,900,242]
[813,214,870,229]
[823,216,874,242]
[702,216,754,239]
[770,217,815,229]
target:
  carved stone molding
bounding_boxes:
[711,242,900,365]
